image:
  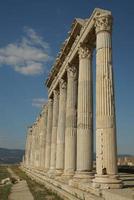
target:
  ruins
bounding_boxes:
[21,8,133,200]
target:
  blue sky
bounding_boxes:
[0,0,133,155]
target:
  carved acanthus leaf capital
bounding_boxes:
[94,14,112,34]
[42,103,47,112]
[67,64,77,79]
[59,78,67,90]
[53,89,59,97]
[78,43,92,59]
[42,104,48,117]
[48,98,53,105]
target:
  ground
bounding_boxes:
[0,165,12,200]
[0,165,63,200]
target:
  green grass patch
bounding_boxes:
[0,184,12,200]
[0,165,12,200]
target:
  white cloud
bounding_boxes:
[32,98,47,108]
[0,27,52,75]
[15,62,43,75]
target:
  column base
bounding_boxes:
[74,171,94,179]
[48,168,56,178]
[63,169,74,178]
[92,174,123,189]
[36,169,46,176]
[55,169,63,177]
[42,169,48,173]
[42,168,50,177]
[56,170,74,184]
[44,168,49,173]
[69,171,94,188]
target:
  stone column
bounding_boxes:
[56,79,67,175]
[64,65,77,177]
[34,123,37,168]
[28,131,32,167]
[45,98,53,171]
[29,126,33,168]
[74,43,93,179]
[26,129,31,167]
[25,129,29,167]
[34,122,40,169]
[93,14,122,189]
[39,115,44,169]
[40,105,48,170]
[49,90,59,174]
[30,125,34,168]
[32,125,36,168]
[27,128,32,167]
[38,117,43,170]
[31,123,36,168]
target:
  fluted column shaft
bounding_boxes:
[25,131,29,166]
[45,98,53,170]
[29,128,33,167]
[25,131,30,166]
[28,132,32,167]
[40,105,48,170]
[95,15,117,176]
[33,127,36,168]
[27,130,32,167]
[50,90,59,172]
[35,124,40,168]
[75,44,93,176]
[56,79,67,174]
[30,125,36,168]
[64,65,77,176]
[39,118,43,169]
[39,117,44,169]
[33,125,37,168]
[37,124,41,168]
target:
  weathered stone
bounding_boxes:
[22,8,126,200]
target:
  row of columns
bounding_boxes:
[24,14,122,188]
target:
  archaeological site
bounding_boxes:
[21,8,134,200]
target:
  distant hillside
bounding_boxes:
[0,147,132,165]
[0,148,24,164]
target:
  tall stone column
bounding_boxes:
[49,90,59,174]
[27,128,32,167]
[33,124,37,168]
[56,79,67,175]
[25,129,29,167]
[31,123,36,169]
[28,128,32,167]
[64,65,77,177]
[35,123,40,169]
[30,125,34,168]
[93,14,122,189]
[39,117,43,170]
[74,44,93,179]
[28,130,32,167]
[30,126,33,168]
[40,105,48,170]
[45,98,53,171]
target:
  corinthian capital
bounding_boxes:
[67,64,77,79]
[78,43,92,59]
[42,103,48,115]
[48,98,53,106]
[94,14,112,34]
[59,78,67,90]
[53,89,59,97]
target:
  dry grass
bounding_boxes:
[11,165,63,200]
[0,165,12,200]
